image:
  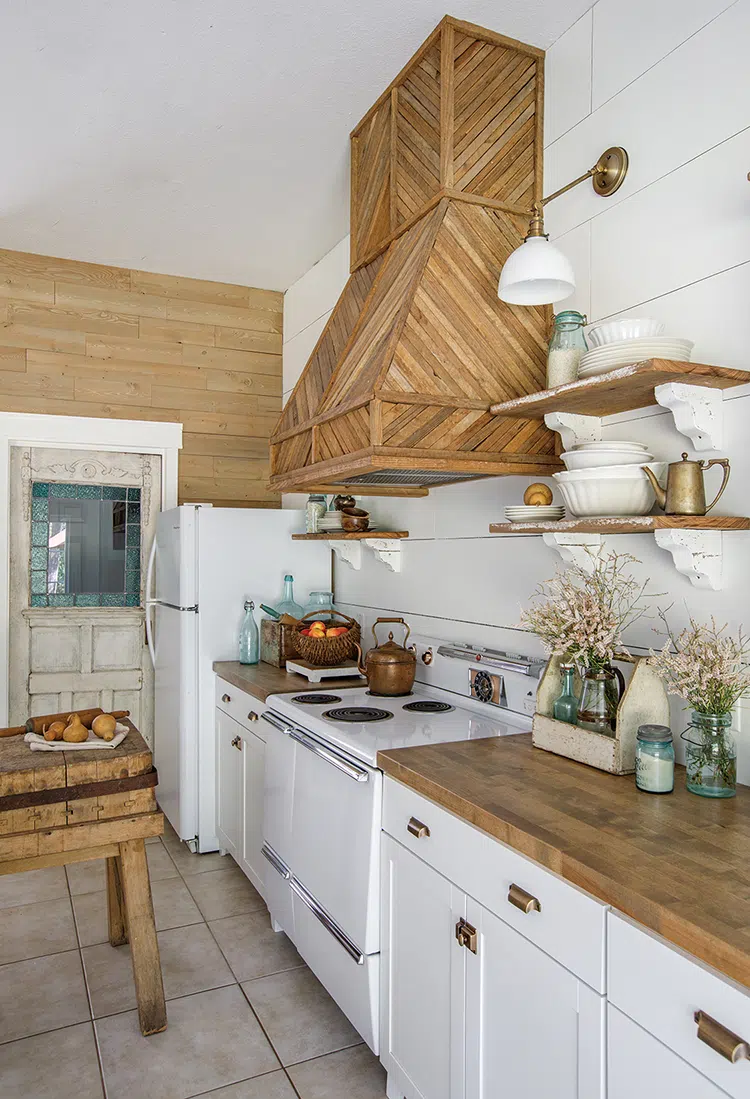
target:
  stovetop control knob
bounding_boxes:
[421,648,433,665]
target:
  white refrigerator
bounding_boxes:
[146,505,331,852]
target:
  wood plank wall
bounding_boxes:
[0,248,283,507]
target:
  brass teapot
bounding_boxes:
[642,453,730,516]
[355,617,416,697]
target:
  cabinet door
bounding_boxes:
[381,835,466,1099]
[609,1006,728,1099]
[240,728,266,896]
[216,709,242,856]
[465,900,604,1099]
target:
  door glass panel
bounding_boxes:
[29,482,141,607]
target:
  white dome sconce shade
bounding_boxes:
[498,146,629,307]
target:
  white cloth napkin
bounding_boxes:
[24,722,129,751]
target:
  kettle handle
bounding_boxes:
[701,458,730,513]
[353,641,367,677]
[371,617,411,646]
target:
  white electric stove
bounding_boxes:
[260,636,545,1055]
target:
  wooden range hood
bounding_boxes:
[270,16,561,497]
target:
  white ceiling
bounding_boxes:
[1,1,589,291]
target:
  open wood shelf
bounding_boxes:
[489,516,750,535]
[488,360,748,419]
[292,531,409,540]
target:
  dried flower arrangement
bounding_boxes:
[649,611,750,716]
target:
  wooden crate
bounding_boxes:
[533,655,670,775]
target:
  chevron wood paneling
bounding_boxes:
[316,407,371,462]
[380,402,555,456]
[395,42,442,225]
[351,100,392,266]
[274,430,312,475]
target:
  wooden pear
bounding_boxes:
[92,713,117,741]
[63,718,89,743]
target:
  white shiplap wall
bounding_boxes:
[283,0,750,780]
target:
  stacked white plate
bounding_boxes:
[505,504,565,523]
[577,336,694,379]
[317,514,344,532]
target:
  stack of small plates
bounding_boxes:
[578,336,694,379]
[505,504,565,523]
[317,513,344,532]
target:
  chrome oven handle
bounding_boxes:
[288,728,369,783]
[261,711,291,734]
[261,843,291,880]
[289,877,364,965]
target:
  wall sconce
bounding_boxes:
[498,147,629,306]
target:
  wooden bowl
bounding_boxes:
[341,507,369,532]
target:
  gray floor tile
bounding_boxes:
[96,985,280,1099]
[66,844,179,896]
[0,1021,104,1098]
[0,950,90,1042]
[242,967,361,1067]
[0,865,68,909]
[83,922,235,1018]
[0,895,77,965]
[288,1044,387,1098]
[190,1072,296,1098]
[184,865,265,921]
[169,845,234,877]
[209,910,302,981]
[73,876,203,947]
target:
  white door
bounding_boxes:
[381,836,466,1099]
[216,709,243,856]
[8,446,160,743]
[464,900,604,1099]
[609,1006,728,1099]
[240,723,266,894]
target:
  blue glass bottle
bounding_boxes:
[239,600,259,665]
[553,663,579,725]
[277,574,303,619]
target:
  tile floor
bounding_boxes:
[0,821,388,1099]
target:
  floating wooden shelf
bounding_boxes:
[487,360,747,420]
[488,516,750,535]
[293,531,408,572]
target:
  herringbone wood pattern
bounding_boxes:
[395,42,442,225]
[352,101,392,264]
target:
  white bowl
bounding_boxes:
[561,447,654,471]
[574,440,649,452]
[553,464,659,517]
[587,318,665,347]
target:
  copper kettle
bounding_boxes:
[355,618,416,697]
[642,453,730,515]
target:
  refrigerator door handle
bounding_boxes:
[289,876,365,965]
[145,536,157,668]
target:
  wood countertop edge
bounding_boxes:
[213,661,362,702]
[378,752,750,991]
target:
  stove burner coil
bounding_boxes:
[291,694,343,705]
[402,700,455,714]
[323,706,393,723]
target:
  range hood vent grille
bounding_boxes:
[331,469,490,486]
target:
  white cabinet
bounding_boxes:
[381,828,604,1099]
[215,677,268,897]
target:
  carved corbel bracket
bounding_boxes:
[654,382,723,452]
[544,412,602,451]
[328,541,363,570]
[653,529,723,590]
[541,532,604,571]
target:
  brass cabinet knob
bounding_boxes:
[407,816,430,839]
[694,1011,750,1063]
[231,735,242,750]
[508,883,541,914]
[248,711,258,721]
[455,918,478,954]
[222,694,231,703]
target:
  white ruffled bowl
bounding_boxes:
[553,464,664,517]
[587,317,665,347]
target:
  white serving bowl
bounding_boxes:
[561,447,654,471]
[587,318,665,347]
[553,464,660,517]
[574,440,649,452]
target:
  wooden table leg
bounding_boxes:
[119,838,167,1036]
[106,856,128,947]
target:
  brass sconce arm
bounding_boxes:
[525,147,629,239]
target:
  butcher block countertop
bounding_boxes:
[213,660,360,702]
[378,733,750,991]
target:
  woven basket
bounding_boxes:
[294,610,361,667]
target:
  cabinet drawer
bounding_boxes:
[383,777,606,992]
[215,678,266,736]
[609,912,750,1099]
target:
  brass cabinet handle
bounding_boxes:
[508,883,542,914]
[231,735,242,750]
[694,1011,750,1063]
[222,693,231,703]
[407,816,430,839]
[455,918,478,954]
[248,711,259,721]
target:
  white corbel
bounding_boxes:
[654,382,723,452]
[541,532,603,571]
[365,539,403,572]
[653,529,723,590]
[543,412,602,451]
[328,540,363,570]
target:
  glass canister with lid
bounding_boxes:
[547,310,587,388]
[635,724,675,794]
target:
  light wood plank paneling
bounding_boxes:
[0,247,281,506]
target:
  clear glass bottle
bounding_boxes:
[277,574,303,619]
[683,711,737,798]
[305,494,327,533]
[238,600,259,665]
[577,666,624,737]
[553,663,579,725]
[635,724,674,794]
[547,310,588,388]
[304,590,338,622]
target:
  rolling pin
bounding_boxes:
[24,707,130,735]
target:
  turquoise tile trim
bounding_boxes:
[31,547,47,569]
[125,570,140,593]
[125,592,140,607]
[31,523,48,546]
[102,485,127,500]
[49,483,76,497]
[75,593,100,606]
[101,593,126,606]
[125,548,140,570]
[30,594,47,607]
[49,594,75,607]
[31,571,47,594]
[31,499,48,520]
[126,501,140,524]
[32,482,49,497]
[76,484,101,499]
[127,487,141,501]
[126,524,140,548]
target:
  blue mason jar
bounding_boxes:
[635,724,674,794]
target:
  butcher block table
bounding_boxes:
[0,720,167,1035]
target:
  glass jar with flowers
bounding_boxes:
[650,615,750,798]
[520,551,655,736]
